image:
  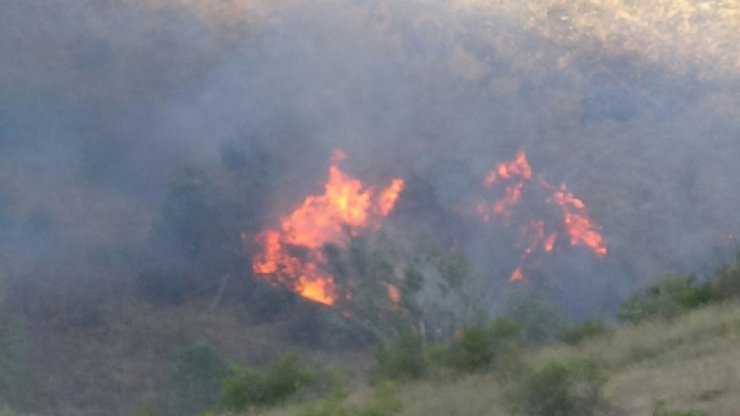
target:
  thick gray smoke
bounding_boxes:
[2,0,739,309]
[0,0,739,412]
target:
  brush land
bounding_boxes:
[218,300,740,416]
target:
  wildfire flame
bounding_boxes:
[478,150,532,223]
[251,151,405,305]
[478,150,607,281]
[543,181,608,257]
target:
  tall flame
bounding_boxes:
[251,151,405,305]
[478,150,607,282]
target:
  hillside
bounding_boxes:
[1,0,739,415]
[241,301,740,416]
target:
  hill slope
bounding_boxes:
[245,301,740,416]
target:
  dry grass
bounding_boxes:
[241,301,740,416]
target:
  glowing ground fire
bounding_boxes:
[478,151,607,281]
[250,150,405,305]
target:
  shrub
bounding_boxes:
[435,318,523,373]
[220,354,319,411]
[559,320,612,346]
[372,334,427,382]
[509,359,608,416]
[617,274,715,324]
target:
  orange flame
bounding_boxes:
[509,267,525,282]
[387,284,401,306]
[480,150,532,223]
[545,182,607,257]
[379,179,405,216]
[478,150,607,283]
[251,151,404,305]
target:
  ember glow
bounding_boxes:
[478,151,607,282]
[251,151,405,305]
[387,284,402,306]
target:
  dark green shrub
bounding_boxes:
[220,354,319,411]
[435,318,523,373]
[617,274,715,324]
[509,359,608,416]
[559,320,612,346]
[372,334,427,382]
[160,343,229,416]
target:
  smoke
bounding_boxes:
[2,1,740,414]
[1,0,740,325]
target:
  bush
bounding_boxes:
[220,354,320,411]
[160,343,229,416]
[509,359,608,416]
[372,334,427,382]
[559,320,612,346]
[617,274,715,324]
[434,318,523,373]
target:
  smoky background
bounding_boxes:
[0,0,738,413]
